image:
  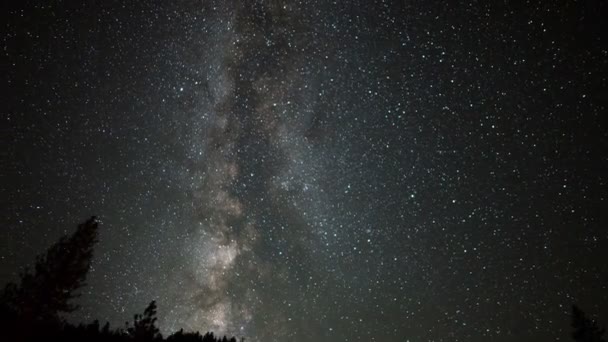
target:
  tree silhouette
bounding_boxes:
[165,331,238,342]
[1,216,99,323]
[572,305,606,342]
[0,215,246,341]
[127,301,162,341]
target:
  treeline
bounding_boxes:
[0,217,241,342]
[0,217,606,341]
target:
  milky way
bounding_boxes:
[3,1,608,342]
[175,2,352,336]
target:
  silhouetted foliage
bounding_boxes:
[572,305,606,342]
[2,216,98,321]
[0,216,99,340]
[166,330,237,342]
[0,216,242,342]
[127,301,162,341]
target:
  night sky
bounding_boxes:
[2,1,608,341]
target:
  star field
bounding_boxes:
[2,1,608,342]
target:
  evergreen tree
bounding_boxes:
[0,215,246,341]
[127,300,162,341]
[572,305,606,342]
[202,332,217,342]
[0,216,99,322]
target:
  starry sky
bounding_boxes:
[2,1,608,341]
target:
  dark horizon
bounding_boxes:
[2,1,607,341]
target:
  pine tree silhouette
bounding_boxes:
[127,301,162,341]
[202,331,217,342]
[1,217,99,323]
[572,305,607,342]
[0,216,245,341]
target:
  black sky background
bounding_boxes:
[2,1,608,341]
